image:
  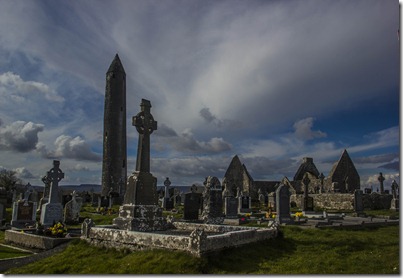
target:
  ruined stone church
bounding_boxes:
[222,149,361,200]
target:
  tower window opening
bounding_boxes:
[123,159,126,168]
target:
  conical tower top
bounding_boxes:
[107,53,125,74]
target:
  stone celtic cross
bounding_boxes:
[47,160,64,203]
[132,99,157,173]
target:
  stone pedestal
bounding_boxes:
[390,198,399,211]
[113,204,169,231]
[40,203,63,226]
[114,171,168,231]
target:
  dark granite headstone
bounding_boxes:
[224,196,238,218]
[275,184,293,224]
[184,192,202,220]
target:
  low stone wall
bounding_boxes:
[82,221,278,257]
[291,193,393,210]
[5,230,73,250]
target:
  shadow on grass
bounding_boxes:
[203,230,297,274]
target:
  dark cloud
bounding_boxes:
[378,162,399,171]
[0,121,44,152]
[200,108,217,124]
[155,123,177,137]
[293,117,327,141]
[354,153,399,164]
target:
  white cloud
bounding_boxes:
[14,167,35,179]
[53,135,101,162]
[0,120,44,152]
[0,72,64,102]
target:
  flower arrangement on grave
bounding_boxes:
[265,211,276,218]
[245,213,251,218]
[44,222,67,238]
[294,212,304,219]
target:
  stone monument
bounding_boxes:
[163,177,174,210]
[353,189,365,216]
[275,183,293,224]
[378,172,385,194]
[390,180,399,211]
[301,173,314,211]
[113,99,168,231]
[200,176,224,224]
[64,191,83,224]
[40,160,64,227]
[11,187,37,228]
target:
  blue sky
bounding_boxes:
[0,0,399,190]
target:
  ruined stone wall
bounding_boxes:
[290,193,393,210]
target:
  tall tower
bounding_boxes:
[101,54,127,197]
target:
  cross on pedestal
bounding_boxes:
[47,160,64,203]
[133,99,157,173]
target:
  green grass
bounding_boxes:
[4,225,399,275]
[0,244,32,259]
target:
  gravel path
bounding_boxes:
[0,242,70,273]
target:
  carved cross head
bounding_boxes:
[132,99,157,135]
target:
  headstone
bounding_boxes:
[354,189,365,216]
[64,191,83,224]
[268,192,276,211]
[224,196,238,218]
[275,184,293,224]
[301,174,314,211]
[113,99,168,231]
[258,189,265,205]
[11,190,37,228]
[390,180,399,211]
[163,177,174,210]
[378,172,385,194]
[0,187,7,225]
[184,192,202,220]
[40,160,65,227]
[237,188,251,213]
[200,176,223,224]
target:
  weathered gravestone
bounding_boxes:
[301,174,314,212]
[390,180,399,211]
[163,177,174,210]
[113,99,168,231]
[184,190,202,221]
[37,175,51,214]
[40,160,65,227]
[354,189,365,216]
[275,184,293,224]
[64,191,83,224]
[268,192,276,211]
[0,187,7,225]
[11,190,37,228]
[200,176,224,224]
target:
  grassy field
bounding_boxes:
[2,225,399,274]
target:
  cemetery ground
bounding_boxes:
[0,205,399,275]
